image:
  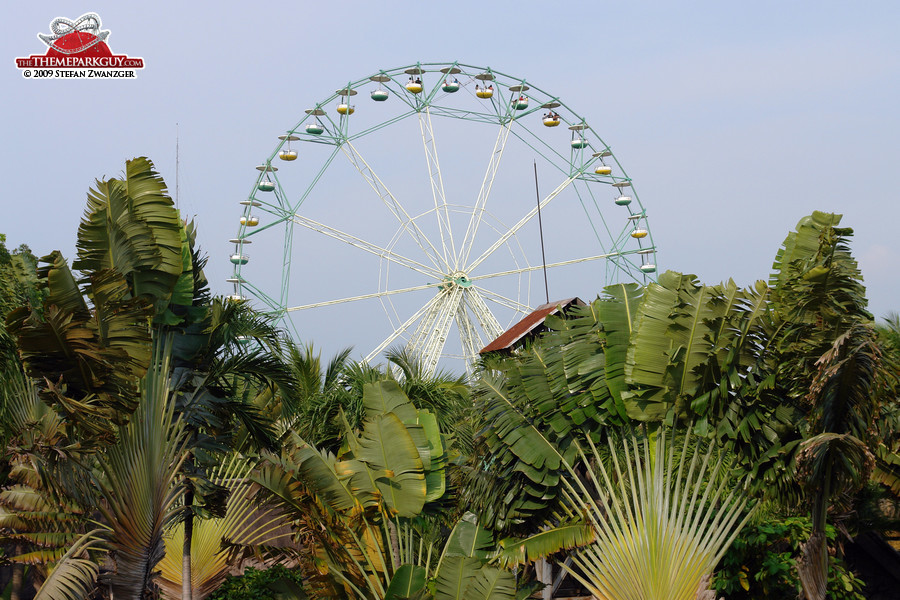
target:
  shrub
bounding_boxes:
[714,516,865,600]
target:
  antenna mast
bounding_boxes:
[534,161,550,304]
[175,123,180,210]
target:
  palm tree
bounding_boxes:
[169,295,297,600]
[2,157,298,600]
[768,212,883,600]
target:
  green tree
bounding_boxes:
[2,158,296,600]
[464,212,888,599]
[768,212,883,600]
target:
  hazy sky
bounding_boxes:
[4,1,899,367]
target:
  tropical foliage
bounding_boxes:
[0,159,294,600]
[206,565,307,600]
[2,156,897,600]
[715,516,866,600]
[252,380,507,600]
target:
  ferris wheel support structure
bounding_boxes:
[230,62,658,376]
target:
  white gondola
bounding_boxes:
[440,66,461,92]
[257,180,275,192]
[305,109,326,134]
[512,96,529,110]
[370,74,390,101]
[615,194,632,206]
[227,294,245,301]
[594,164,612,175]
[638,249,656,273]
[230,254,249,265]
[570,123,588,148]
[240,216,259,227]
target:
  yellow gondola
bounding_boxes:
[475,84,494,99]
[406,78,423,94]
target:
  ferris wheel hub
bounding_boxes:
[438,271,473,291]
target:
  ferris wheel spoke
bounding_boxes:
[416,286,464,377]
[418,107,457,269]
[471,286,533,316]
[292,214,441,278]
[470,251,621,284]
[465,287,505,340]
[458,117,515,267]
[286,282,439,312]
[365,292,445,364]
[456,294,485,367]
[404,293,447,363]
[340,140,448,272]
[465,174,578,272]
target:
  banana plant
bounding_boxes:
[254,380,515,599]
[6,157,192,444]
[767,212,883,600]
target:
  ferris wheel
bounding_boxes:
[228,62,656,375]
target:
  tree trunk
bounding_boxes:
[798,474,831,600]
[798,530,828,600]
[10,544,23,600]
[536,558,552,600]
[694,573,721,600]
[387,520,401,568]
[182,487,193,600]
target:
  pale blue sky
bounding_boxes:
[4,1,899,365]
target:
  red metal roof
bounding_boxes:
[479,297,585,354]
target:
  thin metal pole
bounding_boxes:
[534,161,550,304]
[175,123,180,210]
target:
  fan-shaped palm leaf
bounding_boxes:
[157,455,290,600]
[553,428,752,600]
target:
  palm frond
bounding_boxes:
[157,455,290,600]
[554,428,754,600]
[33,528,107,600]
